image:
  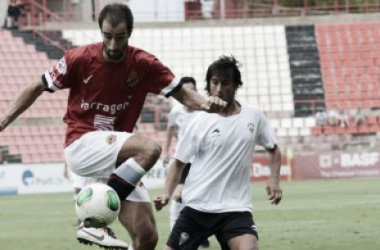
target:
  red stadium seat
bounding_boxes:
[323,126,334,135]
[346,126,358,134]
[334,126,347,135]
[312,126,323,136]
[357,125,369,134]
[367,115,378,125]
[368,124,380,133]
[318,22,380,110]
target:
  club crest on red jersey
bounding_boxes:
[56,57,67,75]
[106,134,117,145]
[126,72,139,88]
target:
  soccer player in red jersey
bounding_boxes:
[0,4,226,250]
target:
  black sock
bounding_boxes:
[107,174,136,200]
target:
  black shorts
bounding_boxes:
[167,206,258,250]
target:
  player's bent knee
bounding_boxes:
[133,135,162,159]
[119,135,162,170]
[146,140,162,160]
[137,139,161,167]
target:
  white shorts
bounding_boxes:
[64,131,150,202]
[69,171,95,189]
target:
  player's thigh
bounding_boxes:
[227,234,258,250]
[216,212,258,250]
[118,200,157,239]
[167,207,212,250]
[116,134,162,166]
[64,131,131,178]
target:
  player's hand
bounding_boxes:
[172,184,184,203]
[153,194,170,211]
[266,177,282,205]
[200,96,227,113]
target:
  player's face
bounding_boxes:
[209,74,236,105]
[101,19,130,62]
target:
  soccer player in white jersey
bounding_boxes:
[154,55,282,250]
[163,77,211,248]
[0,4,226,250]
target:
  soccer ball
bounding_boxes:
[75,183,121,228]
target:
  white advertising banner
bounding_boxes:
[0,163,72,195]
[141,159,167,189]
[0,161,167,196]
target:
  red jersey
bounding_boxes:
[42,43,178,146]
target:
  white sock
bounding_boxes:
[113,158,146,186]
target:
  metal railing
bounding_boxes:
[17,1,380,25]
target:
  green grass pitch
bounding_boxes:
[1,178,379,250]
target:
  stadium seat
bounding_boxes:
[312,126,323,136]
[292,118,304,128]
[334,126,347,135]
[357,125,369,134]
[368,124,380,133]
[299,127,311,136]
[367,115,378,125]
[323,126,334,135]
[346,126,358,134]
[276,128,288,137]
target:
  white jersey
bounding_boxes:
[168,104,199,140]
[174,101,277,213]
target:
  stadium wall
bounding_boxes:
[0,163,72,195]
[2,151,379,196]
[0,160,168,196]
[293,151,380,179]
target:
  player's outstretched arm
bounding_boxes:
[172,184,184,203]
[153,158,186,211]
[163,125,176,166]
[266,145,282,205]
[0,81,45,132]
[171,84,226,113]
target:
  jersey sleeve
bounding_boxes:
[173,116,199,164]
[143,54,180,97]
[256,110,278,150]
[178,163,191,184]
[42,50,79,92]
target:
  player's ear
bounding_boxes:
[127,27,133,38]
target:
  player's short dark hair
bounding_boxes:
[179,76,197,90]
[98,4,134,35]
[205,55,243,95]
